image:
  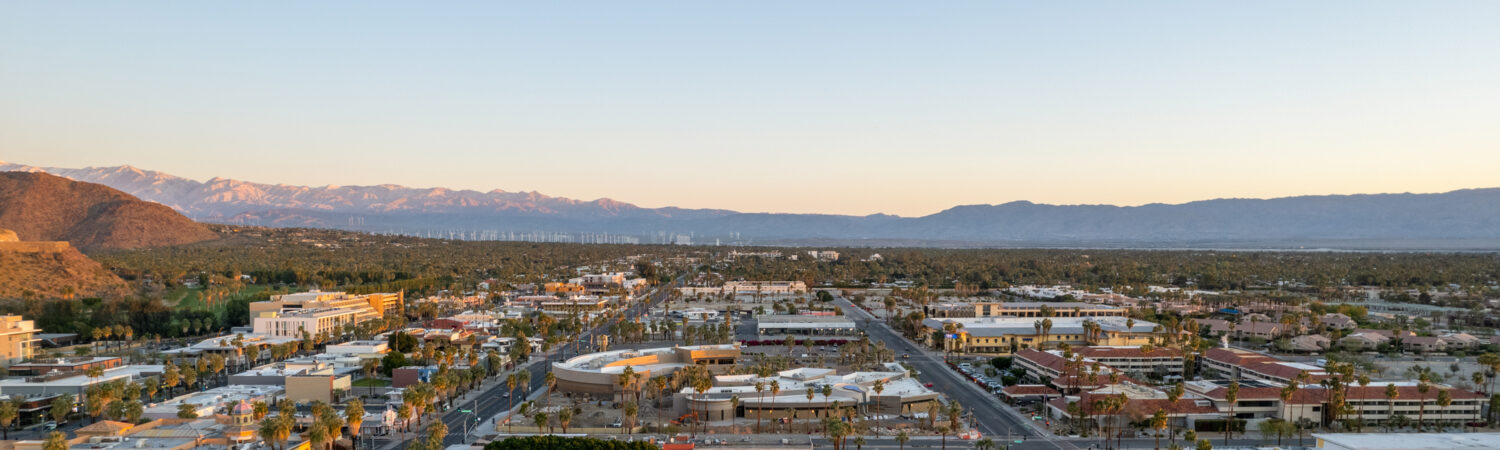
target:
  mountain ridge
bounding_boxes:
[4,160,1498,248]
[0,171,219,251]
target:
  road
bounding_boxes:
[832,298,1076,450]
[432,275,683,447]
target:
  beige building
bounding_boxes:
[0,315,38,367]
[552,344,741,400]
[252,308,359,338]
[928,301,1126,319]
[250,291,403,323]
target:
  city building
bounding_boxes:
[250,291,403,323]
[537,296,612,315]
[0,315,38,366]
[921,316,1160,355]
[672,364,938,422]
[1200,348,1330,385]
[551,344,742,400]
[251,308,359,338]
[1311,433,1500,450]
[1071,346,1185,378]
[7,356,123,377]
[755,315,859,336]
[928,302,1127,319]
[678,281,808,298]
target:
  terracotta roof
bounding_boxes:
[1002,385,1060,396]
[1403,336,1445,345]
[1203,348,1277,366]
[1201,386,1328,405]
[1015,349,1066,372]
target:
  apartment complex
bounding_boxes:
[0,315,38,367]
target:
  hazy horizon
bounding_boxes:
[5,2,1500,216]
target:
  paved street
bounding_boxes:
[833,298,1077,450]
[428,276,683,447]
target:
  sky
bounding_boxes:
[3,2,1499,217]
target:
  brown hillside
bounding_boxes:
[0,172,218,251]
[0,241,129,299]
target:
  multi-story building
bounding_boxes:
[677,281,809,298]
[0,315,38,367]
[926,302,1126,319]
[1201,348,1330,385]
[250,291,403,323]
[251,308,360,338]
[537,296,612,315]
[922,316,1160,355]
[1072,346,1185,378]
[7,356,123,377]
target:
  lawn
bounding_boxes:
[352,378,391,387]
[166,284,269,313]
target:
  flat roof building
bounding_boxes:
[756,314,858,336]
[0,315,38,367]
[922,316,1160,355]
[552,344,741,400]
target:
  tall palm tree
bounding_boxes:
[1150,409,1168,450]
[1416,375,1432,432]
[1385,383,1399,432]
[1436,389,1453,431]
[1225,380,1239,445]
[754,381,766,433]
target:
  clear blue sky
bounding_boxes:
[3,2,1498,216]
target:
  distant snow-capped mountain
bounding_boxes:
[5,160,1499,249]
[0,161,733,222]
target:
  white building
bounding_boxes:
[252,308,359,338]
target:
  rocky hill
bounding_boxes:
[0,228,129,299]
[0,172,218,251]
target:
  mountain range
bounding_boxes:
[4,160,1498,249]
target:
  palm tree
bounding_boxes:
[1166,381,1184,446]
[532,412,548,434]
[505,374,518,414]
[974,437,994,450]
[1417,374,1432,431]
[936,425,950,450]
[1436,389,1453,431]
[557,408,572,434]
[895,430,910,450]
[692,374,712,436]
[1385,383,1399,432]
[345,399,364,450]
[754,381,766,433]
[1225,380,1239,445]
[1150,409,1168,450]
[623,402,638,437]
[729,396,740,431]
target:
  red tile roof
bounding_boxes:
[1015,349,1066,372]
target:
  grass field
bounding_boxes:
[164,284,269,312]
[352,378,391,387]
